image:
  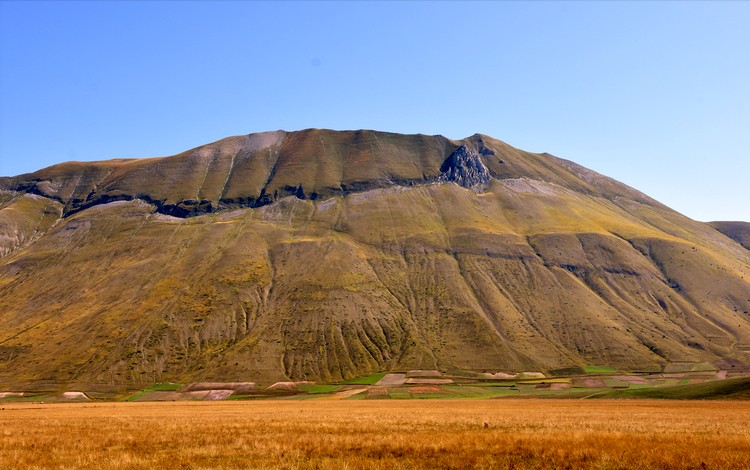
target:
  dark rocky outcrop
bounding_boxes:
[439,145,491,188]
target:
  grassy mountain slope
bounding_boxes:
[1,130,749,389]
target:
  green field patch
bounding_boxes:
[341,372,387,385]
[298,384,341,394]
[583,365,618,374]
[146,382,182,391]
[628,384,654,389]
[124,391,149,402]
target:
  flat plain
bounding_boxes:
[1,400,748,469]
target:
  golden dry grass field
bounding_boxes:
[1,399,749,469]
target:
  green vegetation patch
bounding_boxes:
[299,384,341,394]
[341,372,387,385]
[146,382,182,391]
[583,365,618,374]
[124,391,149,402]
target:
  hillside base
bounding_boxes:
[2,364,749,402]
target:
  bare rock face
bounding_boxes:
[439,145,491,188]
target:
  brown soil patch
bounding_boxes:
[482,372,516,379]
[550,383,571,391]
[367,387,389,399]
[572,378,606,388]
[61,392,89,401]
[406,370,443,378]
[614,375,648,385]
[266,382,298,391]
[327,388,367,399]
[405,378,454,385]
[204,390,233,400]
[375,373,406,386]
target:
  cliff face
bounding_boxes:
[1,129,749,388]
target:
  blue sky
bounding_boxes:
[1,1,748,221]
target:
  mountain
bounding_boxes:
[1,129,749,390]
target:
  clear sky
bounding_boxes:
[1,1,748,221]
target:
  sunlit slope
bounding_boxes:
[0,130,749,388]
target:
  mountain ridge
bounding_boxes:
[1,129,663,219]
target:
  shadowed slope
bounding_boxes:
[0,130,749,388]
[709,221,750,250]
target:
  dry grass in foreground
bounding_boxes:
[1,399,748,469]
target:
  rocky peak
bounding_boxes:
[439,145,491,188]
